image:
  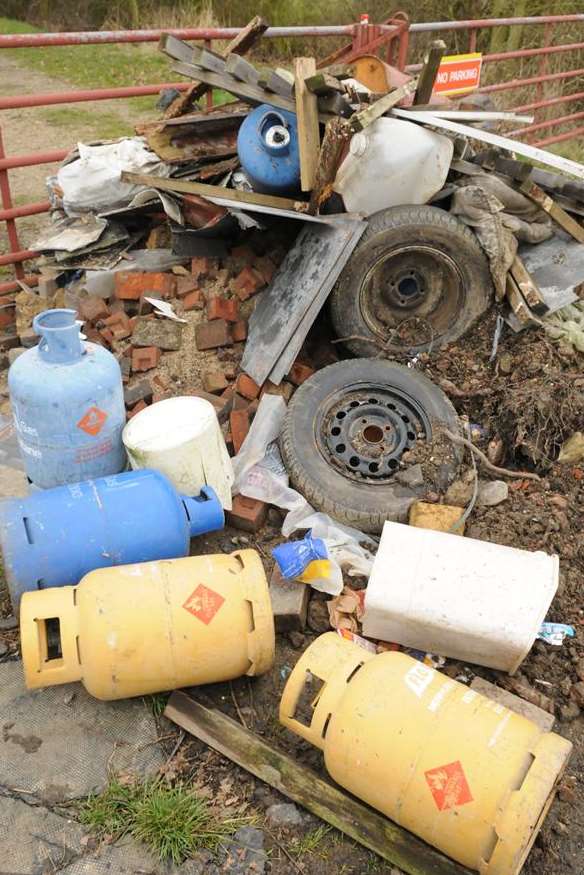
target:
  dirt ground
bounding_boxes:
[0,48,582,875]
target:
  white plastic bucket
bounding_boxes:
[122,396,234,509]
[362,520,559,673]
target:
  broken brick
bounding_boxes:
[195,320,233,351]
[254,255,276,285]
[288,362,315,386]
[203,370,229,394]
[124,379,153,409]
[132,346,161,372]
[226,495,267,533]
[176,276,199,298]
[132,317,182,351]
[221,384,235,402]
[235,373,260,401]
[189,389,228,416]
[126,399,148,420]
[231,320,248,342]
[98,327,114,347]
[103,310,133,341]
[0,303,16,329]
[115,353,132,383]
[230,409,250,454]
[115,271,176,301]
[191,256,214,280]
[269,564,308,632]
[183,289,206,311]
[232,392,250,412]
[233,266,265,301]
[84,326,106,347]
[78,295,110,324]
[262,380,294,401]
[207,296,239,323]
[152,373,172,394]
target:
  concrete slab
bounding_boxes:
[0,795,86,874]
[0,661,164,805]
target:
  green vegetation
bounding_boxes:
[39,107,132,140]
[79,777,242,864]
[147,692,170,718]
[290,825,333,859]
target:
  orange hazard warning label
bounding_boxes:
[434,53,482,95]
[77,406,108,436]
[424,760,473,811]
[183,584,225,625]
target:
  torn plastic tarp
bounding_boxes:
[57,138,171,216]
[233,394,374,591]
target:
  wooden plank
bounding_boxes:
[121,171,308,213]
[164,692,471,875]
[350,79,418,132]
[413,40,446,105]
[172,61,332,123]
[309,117,352,214]
[189,44,227,74]
[505,273,538,329]
[392,108,584,181]
[294,58,320,192]
[520,178,584,243]
[161,16,269,119]
[225,53,260,85]
[305,72,346,96]
[509,255,549,315]
[318,93,353,118]
[264,68,295,98]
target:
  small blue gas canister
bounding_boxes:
[9,309,126,488]
[237,104,301,195]
[0,469,224,611]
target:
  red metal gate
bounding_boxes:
[1,13,584,294]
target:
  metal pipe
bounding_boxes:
[0,127,24,281]
[0,24,365,49]
[0,275,38,295]
[514,90,584,113]
[534,125,584,147]
[0,201,50,222]
[409,15,584,32]
[0,249,39,267]
[509,109,584,138]
[407,42,584,74]
[478,67,584,95]
[0,82,190,111]
[0,149,68,171]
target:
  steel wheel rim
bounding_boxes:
[359,244,465,350]
[315,380,432,484]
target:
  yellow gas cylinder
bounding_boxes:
[280,633,572,875]
[21,549,274,701]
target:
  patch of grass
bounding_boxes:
[290,825,333,859]
[147,693,169,718]
[79,776,241,865]
[39,107,132,140]
[0,17,232,119]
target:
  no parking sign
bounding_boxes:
[433,52,483,96]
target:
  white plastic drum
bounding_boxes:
[362,520,559,673]
[123,396,234,509]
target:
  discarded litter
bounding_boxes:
[0,469,223,611]
[280,632,572,875]
[362,520,559,672]
[20,549,274,700]
[537,623,576,646]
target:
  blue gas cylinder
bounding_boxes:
[9,309,126,488]
[237,104,301,194]
[0,468,224,610]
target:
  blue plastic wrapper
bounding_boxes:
[272,533,328,579]
[537,622,576,646]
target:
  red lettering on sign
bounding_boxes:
[183,584,225,625]
[424,760,473,811]
[77,406,107,436]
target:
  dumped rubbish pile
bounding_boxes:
[1,18,584,875]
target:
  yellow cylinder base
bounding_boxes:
[21,549,275,701]
[280,633,571,875]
